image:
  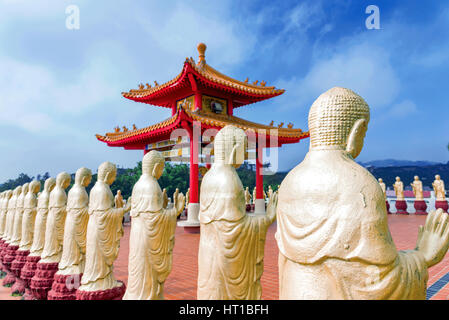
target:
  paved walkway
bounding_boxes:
[1,214,449,300]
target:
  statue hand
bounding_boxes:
[123,197,132,213]
[266,191,278,221]
[415,209,449,268]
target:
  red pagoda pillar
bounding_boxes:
[254,143,265,214]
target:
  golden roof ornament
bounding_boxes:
[197,42,207,68]
[269,120,274,127]
[260,81,266,87]
[253,80,259,85]
[278,122,284,128]
[146,83,151,89]
[244,77,249,83]
[287,123,293,129]
[138,83,144,90]
[154,81,159,86]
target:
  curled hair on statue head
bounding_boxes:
[142,150,164,175]
[214,125,247,165]
[98,161,116,182]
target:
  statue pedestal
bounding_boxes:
[178,203,200,233]
[436,200,449,212]
[386,201,391,214]
[76,281,126,300]
[0,240,6,278]
[10,250,30,295]
[20,255,40,300]
[48,273,82,300]
[414,200,427,215]
[395,200,408,215]
[30,262,59,300]
[254,199,266,215]
[2,245,19,287]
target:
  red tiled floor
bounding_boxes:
[0,214,448,300]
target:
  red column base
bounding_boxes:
[414,200,428,215]
[183,226,200,234]
[395,200,408,215]
[76,281,126,300]
[30,262,59,300]
[436,200,449,213]
[20,255,41,288]
[386,201,391,214]
[48,273,82,300]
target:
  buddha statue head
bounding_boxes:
[396,176,401,182]
[56,172,71,189]
[214,125,247,168]
[98,162,117,186]
[117,190,122,197]
[44,177,56,193]
[435,175,441,180]
[308,87,370,159]
[378,178,383,183]
[29,180,41,195]
[142,150,165,179]
[5,190,12,200]
[22,182,30,196]
[414,176,420,182]
[75,167,92,187]
[15,185,22,197]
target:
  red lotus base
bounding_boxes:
[76,281,126,300]
[30,262,59,300]
[436,200,449,213]
[3,245,19,270]
[386,201,391,214]
[47,273,82,300]
[0,240,6,278]
[20,255,41,288]
[395,200,408,215]
[414,200,428,215]
[10,250,30,295]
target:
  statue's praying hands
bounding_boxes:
[173,188,185,217]
[124,197,132,213]
[416,209,449,268]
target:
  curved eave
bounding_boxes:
[121,59,285,108]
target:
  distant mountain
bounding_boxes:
[359,159,442,168]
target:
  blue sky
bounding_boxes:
[0,0,448,181]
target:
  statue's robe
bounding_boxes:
[79,181,124,291]
[434,181,446,200]
[40,187,67,263]
[0,198,8,239]
[276,151,428,300]
[123,175,178,300]
[10,194,25,246]
[197,164,274,300]
[29,191,51,257]
[57,185,89,275]
[4,195,17,243]
[19,193,38,251]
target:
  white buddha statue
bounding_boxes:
[123,151,185,300]
[276,87,449,300]
[197,125,278,300]
[76,161,131,300]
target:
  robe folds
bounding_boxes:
[123,176,177,300]
[9,202,24,246]
[0,198,8,238]
[197,164,274,300]
[276,150,428,300]
[79,182,124,292]
[19,195,38,251]
[29,191,51,257]
[4,195,17,243]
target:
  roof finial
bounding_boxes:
[197,43,207,65]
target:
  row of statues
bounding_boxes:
[1,86,449,300]
[383,175,447,201]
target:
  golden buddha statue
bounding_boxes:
[21,178,55,300]
[268,185,273,199]
[76,161,131,300]
[28,178,56,258]
[0,190,12,241]
[393,177,405,200]
[411,176,424,201]
[114,190,124,209]
[123,151,185,300]
[185,188,190,207]
[197,125,278,300]
[47,168,92,300]
[9,183,29,247]
[433,175,446,201]
[40,173,71,264]
[378,178,386,200]
[244,187,251,205]
[276,87,449,299]
[11,181,40,294]
[162,188,168,208]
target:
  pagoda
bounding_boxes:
[96,43,309,232]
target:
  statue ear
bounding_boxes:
[152,163,162,178]
[228,142,240,165]
[345,118,366,158]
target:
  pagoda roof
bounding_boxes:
[122,43,285,108]
[96,104,309,148]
